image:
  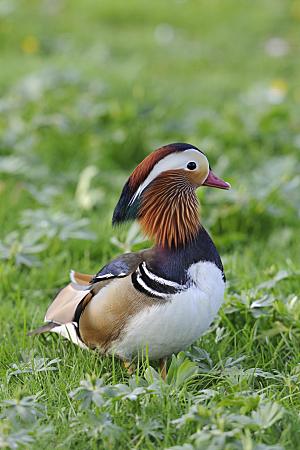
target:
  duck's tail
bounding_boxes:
[28,270,94,349]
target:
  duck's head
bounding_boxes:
[113,143,230,248]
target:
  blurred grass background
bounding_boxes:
[0,0,300,448]
[0,0,299,244]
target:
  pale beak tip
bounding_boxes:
[203,170,231,190]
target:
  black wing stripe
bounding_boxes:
[131,263,186,299]
[138,263,179,295]
[131,271,168,299]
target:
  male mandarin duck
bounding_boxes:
[29,143,230,376]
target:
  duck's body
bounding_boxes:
[111,260,224,360]
[29,143,230,365]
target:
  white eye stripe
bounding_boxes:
[129,149,205,205]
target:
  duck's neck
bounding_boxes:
[148,226,224,284]
[138,171,200,248]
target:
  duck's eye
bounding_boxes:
[186,161,197,170]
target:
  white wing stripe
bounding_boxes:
[93,271,127,281]
[141,262,183,289]
[136,273,168,299]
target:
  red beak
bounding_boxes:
[203,170,230,190]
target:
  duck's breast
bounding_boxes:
[111,261,225,360]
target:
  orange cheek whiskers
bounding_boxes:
[138,171,200,249]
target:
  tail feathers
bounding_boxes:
[45,283,91,324]
[28,281,93,349]
[27,321,59,336]
[28,321,88,349]
[50,322,88,349]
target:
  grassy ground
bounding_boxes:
[0,0,300,448]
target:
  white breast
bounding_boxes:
[111,261,225,360]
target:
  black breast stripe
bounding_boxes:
[131,271,168,299]
[138,263,179,295]
[131,263,185,299]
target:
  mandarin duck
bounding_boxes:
[29,143,230,377]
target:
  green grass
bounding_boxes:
[0,0,300,448]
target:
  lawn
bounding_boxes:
[0,0,300,448]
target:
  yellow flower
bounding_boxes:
[267,79,287,104]
[21,35,40,54]
[271,79,288,93]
